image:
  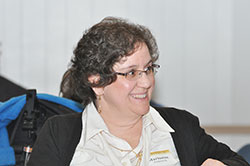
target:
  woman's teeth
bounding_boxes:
[132,94,147,99]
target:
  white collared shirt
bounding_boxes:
[70,102,181,166]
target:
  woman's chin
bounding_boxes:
[133,104,150,116]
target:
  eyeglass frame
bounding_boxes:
[114,64,160,81]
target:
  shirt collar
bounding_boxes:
[143,106,175,133]
[84,102,109,141]
[83,103,175,142]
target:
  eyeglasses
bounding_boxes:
[115,64,160,81]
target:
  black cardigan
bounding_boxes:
[27,107,249,166]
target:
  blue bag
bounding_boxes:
[0,89,83,166]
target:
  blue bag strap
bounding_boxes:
[37,93,84,112]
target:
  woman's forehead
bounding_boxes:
[113,44,151,70]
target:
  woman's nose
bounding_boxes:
[136,72,153,88]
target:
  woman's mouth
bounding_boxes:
[131,94,147,99]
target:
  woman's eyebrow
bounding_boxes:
[119,59,153,71]
[116,59,153,70]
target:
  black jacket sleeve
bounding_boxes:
[190,110,248,166]
[27,113,82,166]
[27,116,63,166]
[156,107,249,166]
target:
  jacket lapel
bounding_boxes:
[156,107,197,166]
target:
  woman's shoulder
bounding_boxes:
[28,112,82,166]
[44,112,82,138]
[152,106,199,129]
[153,106,197,120]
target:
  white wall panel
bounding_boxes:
[0,0,3,72]
[232,0,250,125]
[21,0,46,91]
[43,0,67,94]
[213,0,233,125]
[91,0,129,21]
[1,0,23,85]
[154,0,234,125]
[153,1,186,108]
[184,0,217,123]
[66,0,94,60]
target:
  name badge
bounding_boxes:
[149,150,178,165]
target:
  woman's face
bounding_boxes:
[100,43,155,119]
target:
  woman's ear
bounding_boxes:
[88,75,104,96]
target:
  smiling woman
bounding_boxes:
[97,43,156,123]
[27,17,249,166]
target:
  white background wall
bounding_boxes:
[0,0,249,151]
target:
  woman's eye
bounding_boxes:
[127,70,136,76]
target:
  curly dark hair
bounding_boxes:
[60,16,159,106]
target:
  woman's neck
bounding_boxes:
[100,112,143,149]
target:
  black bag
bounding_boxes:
[6,89,83,166]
